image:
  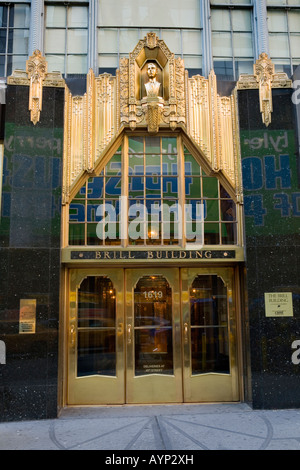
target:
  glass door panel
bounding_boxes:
[68,269,124,405]
[77,276,117,377]
[182,268,239,402]
[190,275,230,375]
[134,276,174,376]
[126,268,182,403]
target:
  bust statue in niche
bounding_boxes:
[144,62,162,98]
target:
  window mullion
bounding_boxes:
[286,10,293,74]
[229,8,235,80]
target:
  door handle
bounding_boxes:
[184,322,189,344]
[127,324,132,344]
[70,324,76,346]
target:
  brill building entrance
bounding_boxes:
[59,33,245,406]
[2,19,300,419]
[2,32,251,412]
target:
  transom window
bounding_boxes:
[68,135,238,247]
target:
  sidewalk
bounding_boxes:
[1,403,300,450]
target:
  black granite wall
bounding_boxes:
[239,88,300,409]
[0,85,64,421]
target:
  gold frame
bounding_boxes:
[181,267,240,402]
[125,268,183,404]
[67,268,125,405]
[66,266,242,405]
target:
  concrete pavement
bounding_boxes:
[1,403,300,450]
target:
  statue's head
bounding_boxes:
[147,62,157,79]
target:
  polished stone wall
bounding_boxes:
[0,84,64,421]
[239,88,300,409]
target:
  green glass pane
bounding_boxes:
[161,200,180,222]
[185,176,201,198]
[145,136,160,154]
[105,152,121,175]
[87,223,102,245]
[185,199,203,222]
[69,223,85,245]
[163,177,178,198]
[205,199,219,222]
[129,153,144,175]
[184,153,201,176]
[74,183,86,198]
[69,200,85,223]
[146,153,161,174]
[128,136,144,153]
[162,137,177,154]
[104,222,121,245]
[203,177,219,198]
[104,199,120,221]
[162,154,178,175]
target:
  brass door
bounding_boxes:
[68,269,125,404]
[181,267,239,402]
[67,267,239,405]
[125,268,183,403]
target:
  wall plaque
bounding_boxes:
[264,292,293,317]
[19,299,36,334]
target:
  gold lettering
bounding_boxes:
[113,251,117,259]
[147,251,154,259]
[179,251,186,259]
[156,251,162,259]
[104,252,111,259]
[205,251,212,259]
[95,252,101,259]
[128,251,135,259]
[196,251,203,258]
[171,251,178,258]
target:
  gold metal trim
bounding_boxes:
[7,50,65,126]
[237,53,292,127]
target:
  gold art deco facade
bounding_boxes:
[1,25,299,416]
